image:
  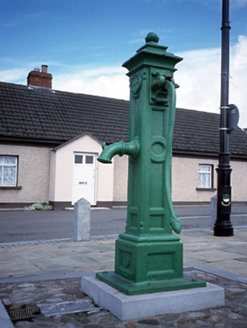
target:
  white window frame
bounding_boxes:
[198,164,213,189]
[0,156,18,187]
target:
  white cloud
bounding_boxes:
[0,59,67,85]
[175,48,221,116]
[230,35,247,128]
[0,68,27,84]
[234,0,247,7]
[52,35,247,128]
[53,66,130,100]
[176,35,247,128]
[127,38,144,44]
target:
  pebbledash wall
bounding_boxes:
[171,156,247,203]
[0,135,115,209]
[1,136,247,209]
[113,154,247,204]
[0,144,50,205]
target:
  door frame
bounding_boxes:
[72,152,97,206]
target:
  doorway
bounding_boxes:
[72,153,96,205]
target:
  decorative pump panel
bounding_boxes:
[97,33,206,294]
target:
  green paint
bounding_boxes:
[97,32,206,294]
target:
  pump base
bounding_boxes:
[96,270,206,295]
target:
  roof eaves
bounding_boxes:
[52,132,101,152]
[0,136,63,147]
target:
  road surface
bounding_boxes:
[0,205,246,243]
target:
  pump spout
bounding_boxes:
[98,139,140,164]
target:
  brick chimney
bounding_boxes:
[27,65,52,88]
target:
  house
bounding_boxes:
[1,66,247,209]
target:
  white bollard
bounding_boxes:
[210,195,217,231]
[73,198,91,241]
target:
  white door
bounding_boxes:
[72,153,96,205]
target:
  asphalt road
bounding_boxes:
[0,205,247,243]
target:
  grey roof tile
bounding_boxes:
[0,81,247,157]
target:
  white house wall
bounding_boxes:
[98,159,114,202]
[0,144,50,204]
[172,157,218,202]
[172,157,247,203]
[231,160,247,202]
[113,155,247,204]
[49,135,114,205]
[1,141,246,208]
[113,155,128,202]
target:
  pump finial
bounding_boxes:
[145,32,159,44]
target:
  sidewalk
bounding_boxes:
[0,227,247,327]
[1,228,247,282]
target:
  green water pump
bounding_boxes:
[97,32,206,295]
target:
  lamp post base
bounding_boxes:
[214,225,234,237]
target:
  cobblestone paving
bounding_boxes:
[0,268,246,328]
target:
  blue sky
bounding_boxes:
[1,0,247,127]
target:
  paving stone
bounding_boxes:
[15,322,32,328]
[160,323,176,328]
[137,318,159,325]
[214,323,225,328]
[186,311,206,320]
[159,313,178,322]
[209,310,222,317]
[2,297,12,306]
[229,323,247,328]
[222,246,247,256]
[38,299,97,316]
[208,315,222,323]
[0,268,246,327]
[195,320,210,326]
[227,312,243,319]
[99,314,123,326]
[124,323,137,328]
[238,308,247,316]
[225,287,245,293]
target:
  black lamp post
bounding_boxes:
[214,0,234,236]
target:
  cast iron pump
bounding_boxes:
[97,32,206,294]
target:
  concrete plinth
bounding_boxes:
[81,275,225,321]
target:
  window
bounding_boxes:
[75,155,83,164]
[0,156,18,186]
[74,154,94,164]
[198,164,213,189]
[86,155,94,164]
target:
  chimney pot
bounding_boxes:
[42,65,48,73]
[34,68,40,72]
